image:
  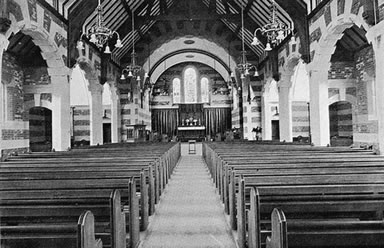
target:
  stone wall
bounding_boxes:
[72,106,90,144]
[353,46,378,147]
[292,101,310,139]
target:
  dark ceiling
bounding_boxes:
[6,32,47,67]
[66,0,309,67]
[331,25,369,62]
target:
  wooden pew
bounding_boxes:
[1,142,181,248]
[2,210,103,248]
[234,174,384,247]
[1,188,131,248]
[265,208,384,248]
[202,142,384,248]
[247,186,384,248]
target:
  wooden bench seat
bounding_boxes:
[241,179,384,248]
[202,142,384,248]
[1,189,131,248]
[2,211,103,248]
[265,208,384,248]
[1,142,181,248]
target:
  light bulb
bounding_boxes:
[265,43,272,51]
[76,40,85,50]
[104,45,111,54]
[116,38,122,48]
[251,37,260,46]
[90,34,97,43]
[120,74,126,80]
[128,71,133,77]
[277,30,285,41]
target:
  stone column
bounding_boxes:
[89,82,103,146]
[110,87,120,143]
[278,79,293,142]
[367,22,384,154]
[49,68,71,151]
[261,94,272,140]
[308,68,330,146]
[0,33,9,124]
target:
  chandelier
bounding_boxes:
[120,11,147,82]
[251,0,295,51]
[237,7,256,80]
[77,0,122,53]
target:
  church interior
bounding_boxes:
[1,0,384,247]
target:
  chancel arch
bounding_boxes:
[151,62,231,142]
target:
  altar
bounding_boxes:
[177,126,206,142]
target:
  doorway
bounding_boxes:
[29,107,52,152]
[103,123,111,144]
[271,120,280,141]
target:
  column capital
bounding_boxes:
[0,18,11,34]
[88,82,103,95]
[47,67,72,77]
[0,33,9,52]
[278,80,292,89]
[366,22,384,49]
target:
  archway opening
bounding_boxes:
[327,24,374,147]
[151,62,231,142]
[329,101,353,147]
[102,83,112,144]
[29,107,52,152]
[69,64,91,147]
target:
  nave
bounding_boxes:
[2,140,384,248]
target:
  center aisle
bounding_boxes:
[139,143,237,248]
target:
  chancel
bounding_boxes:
[1,0,384,248]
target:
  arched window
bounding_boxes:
[201,77,209,103]
[172,77,181,104]
[184,67,197,103]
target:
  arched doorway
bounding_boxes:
[29,107,52,152]
[69,64,91,147]
[262,79,279,141]
[329,101,353,147]
[102,83,112,144]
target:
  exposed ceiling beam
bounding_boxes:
[136,13,242,22]
[244,0,254,15]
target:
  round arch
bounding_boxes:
[150,52,230,86]
[2,9,70,151]
[143,36,236,82]
[310,12,370,70]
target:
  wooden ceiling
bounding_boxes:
[65,0,308,67]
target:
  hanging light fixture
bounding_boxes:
[77,0,122,53]
[251,0,295,51]
[121,11,144,81]
[237,7,255,79]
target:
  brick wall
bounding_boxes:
[292,101,310,139]
[72,106,90,143]
[329,102,353,137]
[353,46,378,147]
[2,52,25,121]
[328,62,355,79]
[24,67,51,85]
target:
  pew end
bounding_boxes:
[265,208,288,248]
